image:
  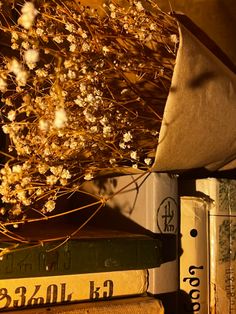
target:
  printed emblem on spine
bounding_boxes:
[156,197,178,234]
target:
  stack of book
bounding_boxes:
[3,173,235,314]
[0,172,179,313]
[101,172,179,313]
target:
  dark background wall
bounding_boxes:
[157,0,236,65]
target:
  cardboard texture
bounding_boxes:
[153,15,236,172]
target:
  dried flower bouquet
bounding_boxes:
[0,0,178,241]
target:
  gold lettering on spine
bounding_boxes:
[89,281,100,299]
[0,288,11,309]
[27,285,44,306]
[46,284,58,303]
[103,280,113,298]
[13,286,27,307]
[60,283,73,302]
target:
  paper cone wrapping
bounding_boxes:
[95,8,236,174]
[95,6,236,173]
[153,14,236,172]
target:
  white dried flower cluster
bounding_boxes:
[0,77,7,92]
[0,0,178,223]
[24,49,39,69]
[18,2,38,30]
[54,108,68,129]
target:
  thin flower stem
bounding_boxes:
[2,200,104,226]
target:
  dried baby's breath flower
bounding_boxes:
[46,175,58,186]
[18,2,38,30]
[35,68,48,77]
[53,35,63,44]
[170,34,179,44]
[24,49,39,69]
[39,119,49,132]
[61,169,71,179]
[84,173,94,181]
[38,163,49,174]
[119,142,126,149]
[0,208,6,215]
[144,158,152,166]
[130,151,138,160]
[0,0,179,228]
[7,110,16,121]
[0,78,7,92]
[12,205,22,216]
[123,132,133,143]
[8,59,28,86]
[54,108,68,129]
[45,200,56,212]
[135,1,144,11]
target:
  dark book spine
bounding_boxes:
[0,236,162,279]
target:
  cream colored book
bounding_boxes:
[102,172,178,295]
[196,178,236,314]
[9,295,164,314]
[0,270,147,311]
[180,196,210,314]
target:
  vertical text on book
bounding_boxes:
[183,265,204,313]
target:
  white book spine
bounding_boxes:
[0,270,147,310]
[180,196,210,314]
[196,178,236,314]
[106,172,178,295]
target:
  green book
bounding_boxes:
[0,227,162,279]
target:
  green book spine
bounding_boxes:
[0,234,162,279]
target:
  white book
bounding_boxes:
[180,196,210,314]
[102,172,178,295]
[196,178,236,314]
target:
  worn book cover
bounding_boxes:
[180,196,210,314]
[6,295,164,314]
[0,226,162,278]
[0,270,147,311]
[196,178,236,314]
